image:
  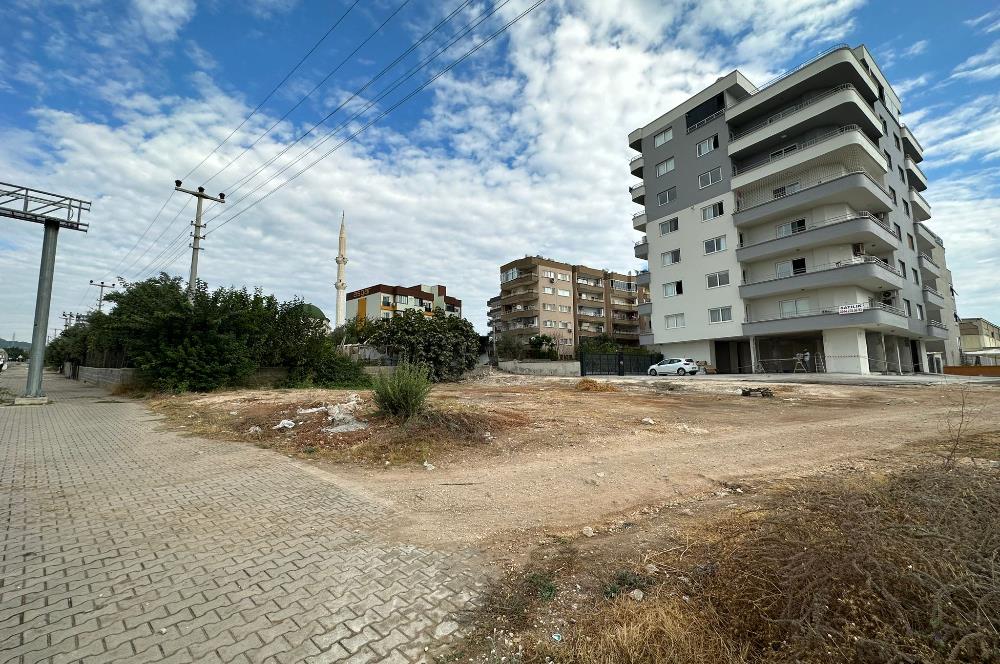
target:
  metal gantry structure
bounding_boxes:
[0,182,92,400]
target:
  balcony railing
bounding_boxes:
[729,43,851,103]
[632,210,646,220]
[918,252,939,268]
[737,211,889,249]
[629,154,643,164]
[923,286,943,298]
[686,108,726,134]
[916,222,944,247]
[733,125,880,176]
[731,84,863,141]
[629,182,644,193]
[736,168,889,213]
[928,320,948,330]
[746,300,904,324]
[634,236,648,247]
[742,255,901,286]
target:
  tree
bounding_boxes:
[527,334,557,360]
[495,332,524,361]
[368,309,479,381]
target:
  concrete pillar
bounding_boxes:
[917,340,929,372]
[822,327,870,374]
[25,219,60,398]
[749,335,758,373]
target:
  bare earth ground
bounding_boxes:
[149,373,1000,558]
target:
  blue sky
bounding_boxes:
[1,0,999,342]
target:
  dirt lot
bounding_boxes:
[150,372,1000,556]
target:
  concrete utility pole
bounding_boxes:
[89,280,115,312]
[174,180,225,299]
[0,181,91,403]
[335,211,348,328]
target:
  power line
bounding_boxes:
[181,0,363,182]
[104,189,175,279]
[199,0,413,188]
[120,197,192,279]
[209,0,547,236]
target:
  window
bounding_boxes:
[893,223,902,239]
[557,289,571,297]
[902,200,910,217]
[709,306,732,323]
[776,258,806,278]
[382,295,391,306]
[706,270,730,288]
[772,182,800,198]
[656,157,675,176]
[662,281,683,297]
[701,201,724,221]
[883,150,892,169]
[543,286,554,294]
[653,127,673,147]
[912,268,920,285]
[662,249,681,266]
[898,166,905,182]
[907,233,915,250]
[557,273,570,281]
[889,186,897,204]
[903,298,912,316]
[698,166,723,188]
[542,269,555,278]
[542,303,555,311]
[397,295,409,304]
[880,117,887,133]
[381,311,391,319]
[664,313,685,329]
[776,218,806,238]
[779,297,810,317]
[898,260,906,275]
[659,217,678,235]
[696,134,719,157]
[657,187,677,206]
[894,133,901,149]
[917,304,924,320]
[559,321,569,329]
[500,268,520,283]
[544,320,555,328]
[704,235,727,254]
[556,305,568,312]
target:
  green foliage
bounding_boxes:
[370,361,431,418]
[368,309,479,381]
[329,316,375,345]
[527,334,558,360]
[495,332,525,361]
[283,336,369,389]
[579,333,655,358]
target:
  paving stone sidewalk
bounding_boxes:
[0,367,483,663]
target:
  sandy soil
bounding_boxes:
[152,374,1000,555]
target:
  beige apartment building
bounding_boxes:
[488,256,646,355]
[345,283,461,322]
[959,317,1000,366]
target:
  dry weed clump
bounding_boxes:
[527,464,1000,664]
[575,378,618,393]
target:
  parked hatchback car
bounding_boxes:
[648,357,699,376]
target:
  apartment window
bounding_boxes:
[381,311,391,319]
[706,270,730,289]
[661,249,681,266]
[703,235,727,254]
[708,306,732,323]
[397,295,409,304]
[893,223,902,239]
[776,218,806,238]
[557,289,571,297]
[898,166,905,183]
[500,268,520,283]
[696,134,719,157]
[898,260,906,275]
[881,117,887,133]
[893,133,901,150]
[542,303,555,311]
[659,217,679,235]
[773,182,800,198]
[559,305,571,312]
[912,268,920,285]
[657,187,677,206]
[917,304,924,320]
[883,150,892,169]
[381,295,391,306]
[560,338,572,345]
[557,273,570,281]
[776,258,806,278]
[543,286,554,294]
[542,269,555,278]
[653,127,673,147]
[662,280,683,297]
[903,298,912,316]
[544,320,555,328]
[559,321,569,329]
[779,297,810,317]
[664,313,685,329]
[889,186,897,204]
[701,201,724,221]
[907,233,915,250]
[656,157,675,177]
[698,166,723,188]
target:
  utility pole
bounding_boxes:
[61,312,73,328]
[89,280,115,312]
[174,180,225,299]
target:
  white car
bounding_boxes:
[648,357,699,376]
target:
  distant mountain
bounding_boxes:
[0,338,31,350]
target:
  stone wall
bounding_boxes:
[498,360,581,377]
[78,367,138,388]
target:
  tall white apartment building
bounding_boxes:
[629,44,959,374]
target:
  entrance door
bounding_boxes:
[910,340,922,372]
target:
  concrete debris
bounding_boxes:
[297,405,328,414]
[581,526,595,537]
[641,417,656,425]
[319,394,368,434]
[629,589,645,601]
[272,419,295,430]
[228,410,238,415]
[423,461,436,471]
[645,563,659,574]
[247,425,262,434]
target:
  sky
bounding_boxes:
[2,0,999,342]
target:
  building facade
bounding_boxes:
[488,256,646,355]
[959,317,1000,364]
[345,284,461,322]
[629,44,959,374]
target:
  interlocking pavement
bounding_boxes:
[0,367,483,663]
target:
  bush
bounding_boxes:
[284,337,369,389]
[371,361,431,418]
[368,309,479,381]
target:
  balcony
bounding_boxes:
[739,255,905,300]
[636,269,650,286]
[499,289,538,303]
[901,125,923,164]
[735,211,897,263]
[639,332,655,346]
[501,271,536,288]
[926,320,949,339]
[576,278,604,293]
[918,253,941,280]
[905,156,928,192]
[728,84,881,159]
[500,306,539,321]
[577,309,605,320]
[726,45,879,125]
[634,236,648,259]
[734,170,893,227]
[630,182,645,205]
[632,210,647,231]
[613,328,640,338]
[915,222,944,252]
[743,301,909,337]
[923,286,945,310]
[731,125,886,189]
[909,188,931,222]
[630,154,644,178]
[628,127,642,151]
[638,300,652,316]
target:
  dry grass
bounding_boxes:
[575,378,618,393]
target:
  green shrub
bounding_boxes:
[371,361,431,418]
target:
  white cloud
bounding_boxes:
[965,9,1000,34]
[903,39,928,57]
[952,40,1000,81]
[895,73,931,97]
[908,92,1000,167]
[130,0,196,43]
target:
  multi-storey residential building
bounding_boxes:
[489,256,645,355]
[959,317,1000,367]
[345,284,461,322]
[629,44,959,374]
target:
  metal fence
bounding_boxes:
[340,344,400,366]
[580,351,661,376]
